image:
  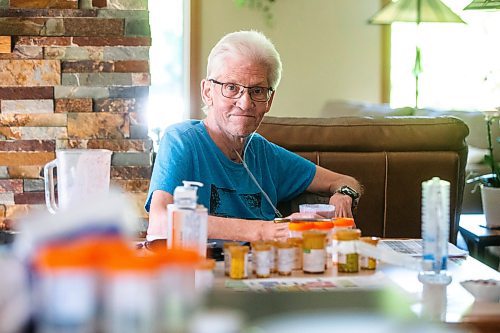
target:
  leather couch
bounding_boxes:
[257,116,469,244]
[320,100,500,214]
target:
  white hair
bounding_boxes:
[206,30,282,90]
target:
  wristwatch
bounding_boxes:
[335,185,360,209]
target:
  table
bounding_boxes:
[459,214,500,261]
[211,252,500,330]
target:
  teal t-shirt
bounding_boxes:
[145,120,316,220]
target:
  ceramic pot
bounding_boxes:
[480,185,500,228]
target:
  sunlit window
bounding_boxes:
[390,0,500,110]
[148,0,185,145]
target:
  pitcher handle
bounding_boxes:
[44,159,58,214]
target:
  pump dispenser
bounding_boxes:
[167,181,208,258]
[173,181,202,209]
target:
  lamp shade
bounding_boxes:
[369,0,465,24]
[464,0,500,10]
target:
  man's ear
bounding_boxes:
[201,79,213,106]
[265,91,275,113]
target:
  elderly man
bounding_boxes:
[145,30,362,242]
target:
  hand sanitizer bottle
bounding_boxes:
[167,181,208,258]
[418,177,452,321]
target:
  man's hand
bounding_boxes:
[329,192,353,218]
[259,221,290,242]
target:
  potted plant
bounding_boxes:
[467,109,500,228]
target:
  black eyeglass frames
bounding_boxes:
[209,79,273,102]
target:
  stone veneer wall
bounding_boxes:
[0,0,152,232]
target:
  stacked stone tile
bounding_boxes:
[0,0,152,232]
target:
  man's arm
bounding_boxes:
[306,165,363,218]
[147,190,289,242]
[146,190,171,240]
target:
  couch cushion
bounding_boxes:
[258,116,469,152]
[320,100,414,118]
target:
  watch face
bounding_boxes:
[341,186,359,199]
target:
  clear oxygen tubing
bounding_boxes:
[233,131,283,218]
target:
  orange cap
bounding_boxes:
[155,248,201,267]
[33,238,98,271]
[103,254,160,275]
[333,217,355,228]
[289,222,314,231]
[34,235,137,272]
[313,221,334,230]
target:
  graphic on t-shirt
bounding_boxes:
[210,184,262,218]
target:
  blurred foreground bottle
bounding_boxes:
[167,181,208,258]
[102,253,159,333]
[157,249,200,333]
[32,238,101,333]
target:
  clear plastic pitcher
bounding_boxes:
[44,149,112,214]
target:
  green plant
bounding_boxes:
[468,109,500,187]
[234,0,276,27]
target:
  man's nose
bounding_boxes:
[236,88,254,108]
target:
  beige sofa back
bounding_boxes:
[257,116,469,244]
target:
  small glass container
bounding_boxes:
[223,242,241,276]
[229,245,249,279]
[302,231,327,274]
[251,241,272,278]
[276,241,294,276]
[360,236,380,270]
[287,237,303,270]
[336,228,361,273]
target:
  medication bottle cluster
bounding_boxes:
[224,217,380,279]
[31,236,215,333]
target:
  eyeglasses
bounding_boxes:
[209,79,273,102]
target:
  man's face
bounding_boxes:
[202,56,274,138]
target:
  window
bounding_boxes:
[148,0,185,145]
[390,0,500,110]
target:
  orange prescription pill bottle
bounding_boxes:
[223,242,241,276]
[229,245,249,279]
[287,237,303,270]
[336,228,361,273]
[276,241,294,276]
[252,241,272,278]
[312,220,334,268]
[331,217,355,264]
[302,231,327,274]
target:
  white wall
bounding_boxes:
[198,0,383,117]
